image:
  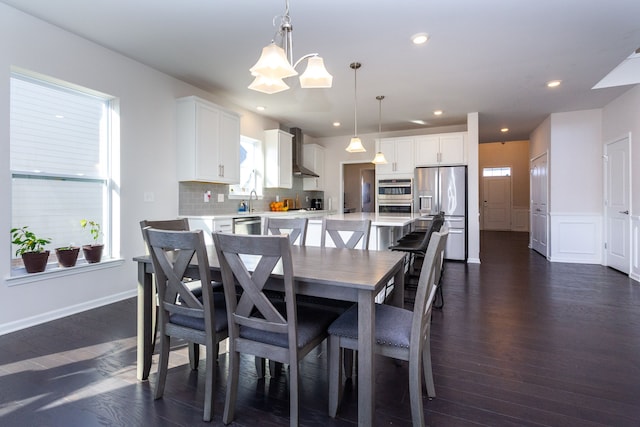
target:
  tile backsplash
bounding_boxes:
[179,178,323,216]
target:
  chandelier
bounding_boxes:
[249,0,333,94]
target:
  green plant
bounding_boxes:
[10,226,52,256]
[80,219,102,244]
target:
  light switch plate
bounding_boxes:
[217,193,224,203]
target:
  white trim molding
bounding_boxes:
[549,213,602,264]
[632,215,640,283]
[0,289,135,336]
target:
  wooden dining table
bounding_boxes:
[134,244,405,426]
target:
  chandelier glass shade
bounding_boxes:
[249,1,332,94]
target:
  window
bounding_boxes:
[482,166,511,177]
[10,71,118,271]
[229,135,264,198]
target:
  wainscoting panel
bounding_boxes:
[512,207,529,232]
[632,215,640,282]
[549,213,602,264]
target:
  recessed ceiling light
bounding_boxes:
[410,119,427,125]
[256,106,266,111]
[501,128,509,133]
[546,80,561,88]
[433,110,443,116]
[411,33,430,45]
[55,114,64,119]
[333,121,341,127]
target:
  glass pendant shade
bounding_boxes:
[372,151,388,164]
[250,43,298,80]
[299,56,333,88]
[345,136,366,153]
[248,74,290,94]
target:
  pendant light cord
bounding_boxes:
[351,62,361,137]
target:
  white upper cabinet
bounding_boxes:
[302,144,325,191]
[176,96,240,183]
[375,137,414,177]
[415,132,466,166]
[264,129,293,189]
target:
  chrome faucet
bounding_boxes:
[249,190,258,212]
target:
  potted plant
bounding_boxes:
[80,219,103,263]
[10,226,52,273]
[55,245,80,268]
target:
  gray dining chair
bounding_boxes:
[327,227,449,426]
[143,228,228,422]
[213,232,338,427]
[320,218,371,249]
[263,216,308,245]
[140,218,211,369]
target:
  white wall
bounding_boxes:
[0,4,276,334]
[550,110,603,214]
[547,110,603,264]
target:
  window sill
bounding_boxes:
[6,258,125,286]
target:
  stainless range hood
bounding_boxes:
[290,127,319,177]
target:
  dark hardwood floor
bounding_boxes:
[1,231,639,426]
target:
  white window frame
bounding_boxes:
[9,69,119,278]
[482,166,511,177]
[229,135,264,199]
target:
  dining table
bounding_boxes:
[134,243,405,426]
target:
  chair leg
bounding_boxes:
[154,335,171,400]
[189,343,200,370]
[223,350,240,425]
[422,332,436,398]
[408,351,426,427]
[328,335,342,418]
[343,349,354,379]
[203,341,215,422]
[255,356,266,378]
[289,360,299,427]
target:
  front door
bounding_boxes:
[605,136,631,273]
[482,176,512,230]
[530,153,548,256]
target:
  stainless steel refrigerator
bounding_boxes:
[414,166,467,260]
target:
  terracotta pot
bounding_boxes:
[21,251,50,273]
[82,244,104,264]
[55,247,80,267]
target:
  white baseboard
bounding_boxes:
[0,289,136,336]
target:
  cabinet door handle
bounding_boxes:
[619,210,629,215]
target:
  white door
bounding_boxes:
[530,153,548,256]
[605,136,631,273]
[482,176,512,230]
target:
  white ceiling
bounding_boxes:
[4,0,640,143]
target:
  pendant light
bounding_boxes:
[345,62,366,153]
[372,95,388,164]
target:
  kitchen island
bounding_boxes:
[185,211,422,251]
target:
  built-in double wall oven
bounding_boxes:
[377,178,413,214]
